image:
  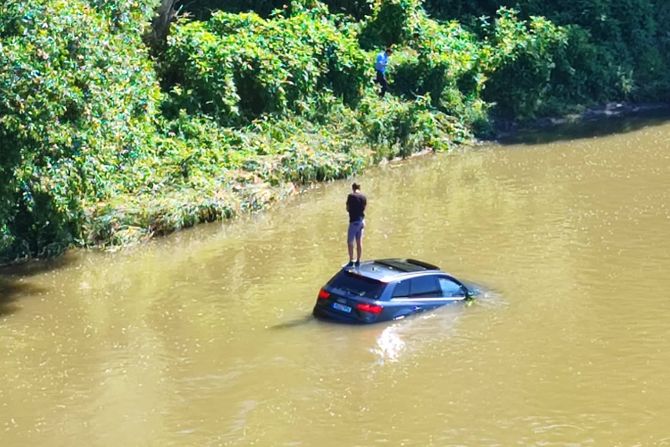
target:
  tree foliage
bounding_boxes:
[0,0,161,258]
[425,0,670,107]
[164,5,369,123]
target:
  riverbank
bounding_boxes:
[0,97,470,266]
[491,102,670,142]
[4,100,669,268]
[82,112,467,249]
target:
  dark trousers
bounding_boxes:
[375,70,388,97]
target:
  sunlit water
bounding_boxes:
[2,117,670,446]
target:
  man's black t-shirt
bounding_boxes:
[347,192,367,222]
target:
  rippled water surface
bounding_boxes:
[2,117,670,446]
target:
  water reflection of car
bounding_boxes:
[313,258,478,324]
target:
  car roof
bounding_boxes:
[349,258,442,282]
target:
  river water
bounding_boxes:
[2,116,670,446]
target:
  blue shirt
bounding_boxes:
[375,51,389,73]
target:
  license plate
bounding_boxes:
[332,302,352,313]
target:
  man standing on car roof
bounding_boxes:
[346,182,367,267]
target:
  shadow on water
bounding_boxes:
[0,278,46,316]
[268,315,315,330]
[497,109,670,146]
[0,256,73,316]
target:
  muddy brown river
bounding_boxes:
[2,117,670,446]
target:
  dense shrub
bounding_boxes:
[181,0,289,19]
[358,94,469,159]
[88,0,160,31]
[480,9,567,118]
[388,15,486,124]
[426,0,670,109]
[512,0,665,104]
[359,0,424,49]
[182,0,373,20]
[386,7,565,121]
[0,0,162,258]
[323,0,374,19]
[423,0,496,20]
[164,6,369,124]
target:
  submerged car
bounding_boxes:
[313,258,478,324]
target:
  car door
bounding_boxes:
[436,276,467,300]
[388,275,443,318]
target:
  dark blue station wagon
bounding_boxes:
[313,259,477,324]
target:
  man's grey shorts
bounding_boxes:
[347,220,365,243]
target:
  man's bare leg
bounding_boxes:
[355,236,363,264]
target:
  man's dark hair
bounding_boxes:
[352,182,361,191]
[385,47,393,54]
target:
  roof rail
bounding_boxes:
[406,259,440,270]
[374,258,440,272]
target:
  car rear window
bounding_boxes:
[328,271,385,299]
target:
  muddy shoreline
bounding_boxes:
[490,102,670,141]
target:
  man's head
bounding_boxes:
[352,182,361,192]
[385,47,393,55]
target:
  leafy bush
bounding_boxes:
[164,7,369,124]
[425,0,670,111]
[88,0,160,32]
[357,94,468,160]
[480,8,567,118]
[388,15,486,124]
[181,0,289,19]
[386,7,564,121]
[0,0,162,258]
[323,0,374,19]
[423,0,495,21]
[182,0,375,20]
[359,0,423,49]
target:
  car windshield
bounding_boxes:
[329,272,385,299]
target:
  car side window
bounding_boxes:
[408,276,441,298]
[392,280,409,298]
[438,277,465,297]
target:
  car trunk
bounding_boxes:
[320,271,386,321]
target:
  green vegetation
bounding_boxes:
[423,0,670,113]
[1,0,669,263]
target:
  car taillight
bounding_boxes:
[318,288,330,300]
[356,303,383,314]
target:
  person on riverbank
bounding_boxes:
[346,183,367,267]
[375,47,392,97]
